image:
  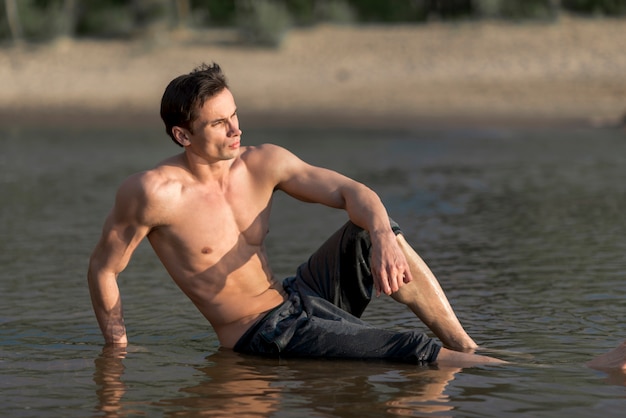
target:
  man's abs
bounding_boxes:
[209,286,286,348]
[161,253,287,348]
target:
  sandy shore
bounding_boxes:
[1,16,625,129]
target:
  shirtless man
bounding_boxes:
[88,63,625,369]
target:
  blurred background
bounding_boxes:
[1,0,625,128]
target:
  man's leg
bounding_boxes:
[262,221,505,365]
[297,221,476,352]
[391,234,478,352]
[293,221,376,317]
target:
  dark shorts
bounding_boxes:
[233,221,441,364]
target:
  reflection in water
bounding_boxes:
[158,350,283,416]
[93,347,462,417]
[603,370,626,387]
[93,345,136,417]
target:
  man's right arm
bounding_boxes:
[88,174,153,345]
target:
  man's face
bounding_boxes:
[185,88,241,162]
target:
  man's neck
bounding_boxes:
[182,150,238,185]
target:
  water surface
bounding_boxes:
[1,123,624,417]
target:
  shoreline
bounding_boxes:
[0,106,608,131]
[1,17,625,130]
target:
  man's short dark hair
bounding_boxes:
[160,62,229,147]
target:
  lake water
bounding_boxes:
[1,122,625,417]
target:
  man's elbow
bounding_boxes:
[87,254,104,284]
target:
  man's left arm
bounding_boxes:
[268,145,413,295]
[333,177,415,296]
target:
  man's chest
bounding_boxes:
[164,183,273,248]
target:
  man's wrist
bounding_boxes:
[106,336,128,345]
[104,324,128,345]
[368,226,396,243]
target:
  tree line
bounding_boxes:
[2,0,625,46]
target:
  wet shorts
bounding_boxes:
[233,220,441,364]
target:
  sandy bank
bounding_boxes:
[1,16,625,129]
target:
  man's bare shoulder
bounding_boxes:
[114,154,188,224]
[240,143,300,173]
[240,143,287,159]
[119,155,185,195]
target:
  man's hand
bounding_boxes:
[369,231,413,296]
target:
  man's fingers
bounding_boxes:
[375,264,411,296]
[403,268,413,284]
[389,269,413,292]
[374,281,382,297]
[373,272,384,297]
[382,276,392,295]
[376,270,392,295]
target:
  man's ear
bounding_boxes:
[172,126,190,147]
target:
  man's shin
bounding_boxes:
[394,234,478,352]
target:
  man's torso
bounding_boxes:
[142,147,287,347]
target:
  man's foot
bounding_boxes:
[435,347,507,367]
[586,341,626,371]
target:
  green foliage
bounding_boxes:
[1,0,69,40]
[2,0,626,44]
[191,0,237,26]
[475,0,501,17]
[283,0,317,25]
[314,0,356,23]
[236,0,292,47]
[476,0,559,20]
[76,0,171,38]
[75,1,135,38]
[346,0,429,22]
[562,0,626,15]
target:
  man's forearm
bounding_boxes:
[342,182,413,296]
[343,183,392,235]
[88,270,128,344]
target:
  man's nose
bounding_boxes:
[228,120,242,137]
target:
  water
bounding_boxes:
[1,122,624,417]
